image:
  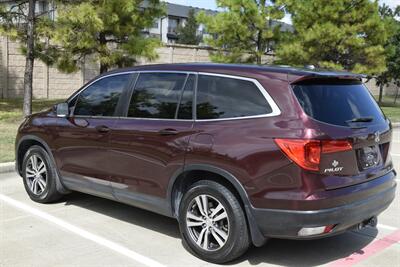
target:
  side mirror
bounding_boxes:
[55,102,69,117]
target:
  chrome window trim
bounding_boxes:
[194,72,281,122]
[68,71,137,105]
[73,115,121,120]
[138,70,197,75]
[114,116,194,122]
[68,70,281,122]
[72,115,194,122]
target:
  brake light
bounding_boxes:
[321,140,352,153]
[274,139,352,171]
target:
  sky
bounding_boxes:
[164,0,399,24]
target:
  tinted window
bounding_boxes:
[177,75,194,119]
[74,74,131,116]
[196,75,272,119]
[128,73,187,119]
[293,80,386,127]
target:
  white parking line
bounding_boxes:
[391,153,400,157]
[378,224,399,231]
[0,193,167,267]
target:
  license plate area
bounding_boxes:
[357,145,381,171]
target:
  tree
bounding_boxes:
[197,0,284,64]
[275,0,388,76]
[176,9,202,45]
[51,0,164,74]
[374,4,400,104]
[0,0,53,116]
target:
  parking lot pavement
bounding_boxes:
[1,130,400,267]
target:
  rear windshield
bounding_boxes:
[292,80,386,127]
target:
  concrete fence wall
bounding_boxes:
[0,36,396,99]
[0,36,88,99]
[0,37,274,100]
[365,79,398,97]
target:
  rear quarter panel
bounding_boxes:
[185,72,311,208]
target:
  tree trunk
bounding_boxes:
[256,29,262,65]
[100,63,108,74]
[256,55,262,65]
[99,32,108,74]
[23,0,36,117]
[378,84,384,105]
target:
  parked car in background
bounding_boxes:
[15,64,397,263]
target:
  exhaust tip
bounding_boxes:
[358,216,378,230]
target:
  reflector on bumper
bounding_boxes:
[298,225,335,236]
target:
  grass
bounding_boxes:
[0,95,399,163]
[0,98,63,163]
[373,95,400,123]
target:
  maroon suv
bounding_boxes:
[16,64,397,263]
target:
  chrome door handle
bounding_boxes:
[158,129,178,135]
[95,125,110,133]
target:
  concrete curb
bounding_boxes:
[0,162,15,174]
[392,122,400,128]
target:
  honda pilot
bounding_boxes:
[15,64,397,263]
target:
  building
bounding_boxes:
[143,2,217,44]
[0,0,218,44]
[0,0,291,45]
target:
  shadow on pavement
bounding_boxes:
[61,192,378,266]
[62,192,181,239]
[235,228,377,266]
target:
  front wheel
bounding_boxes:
[178,180,250,263]
[22,145,63,203]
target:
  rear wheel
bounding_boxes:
[22,145,63,203]
[178,180,250,263]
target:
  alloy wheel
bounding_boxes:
[25,154,47,195]
[186,194,230,251]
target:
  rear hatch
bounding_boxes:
[292,78,393,189]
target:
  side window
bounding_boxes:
[74,74,132,117]
[128,73,187,119]
[196,75,272,120]
[177,74,195,119]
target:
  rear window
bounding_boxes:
[292,80,386,127]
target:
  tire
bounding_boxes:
[178,180,250,263]
[22,145,63,203]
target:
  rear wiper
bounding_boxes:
[346,117,374,123]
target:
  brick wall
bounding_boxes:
[0,36,394,99]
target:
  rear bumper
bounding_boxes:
[250,172,397,240]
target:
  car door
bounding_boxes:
[54,73,135,199]
[108,72,195,214]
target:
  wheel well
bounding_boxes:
[17,139,46,174]
[170,170,245,218]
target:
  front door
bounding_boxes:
[54,73,134,199]
[108,72,195,214]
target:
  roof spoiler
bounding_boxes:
[289,73,365,84]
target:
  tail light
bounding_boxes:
[274,139,352,171]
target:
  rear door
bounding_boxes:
[108,72,195,213]
[55,73,134,198]
[292,79,393,189]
